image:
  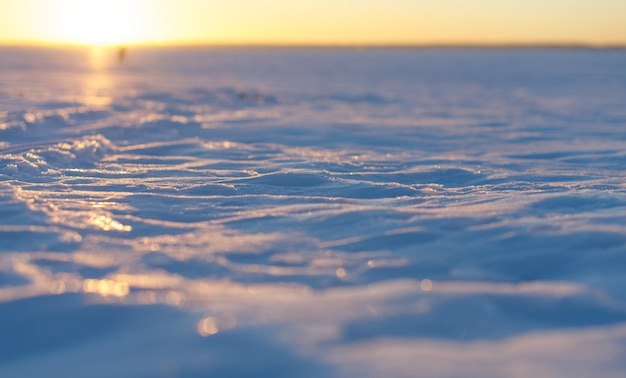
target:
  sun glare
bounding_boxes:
[52,0,144,46]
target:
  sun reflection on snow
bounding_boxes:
[89,214,132,232]
[88,47,110,70]
[420,279,433,292]
[81,55,114,105]
[197,314,238,337]
[83,279,130,297]
[336,268,347,279]
[12,185,133,234]
[197,317,219,337]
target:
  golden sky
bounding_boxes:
[0,0,625,46]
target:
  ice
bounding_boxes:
[1,46,626,377]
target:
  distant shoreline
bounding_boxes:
[1,42,625,51]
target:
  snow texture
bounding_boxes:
[1,46,626,377]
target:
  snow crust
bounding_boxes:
[1,47,626,377]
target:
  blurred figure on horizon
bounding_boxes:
[117,46,127,63]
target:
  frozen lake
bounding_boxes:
[1,46,626,377]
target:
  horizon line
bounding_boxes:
[1,41,626,50]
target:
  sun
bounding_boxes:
[51,0,144,46]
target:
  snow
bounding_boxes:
[1,46,626,377]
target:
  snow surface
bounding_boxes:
[1,46,626,377]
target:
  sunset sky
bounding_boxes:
[0,0,625,46]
